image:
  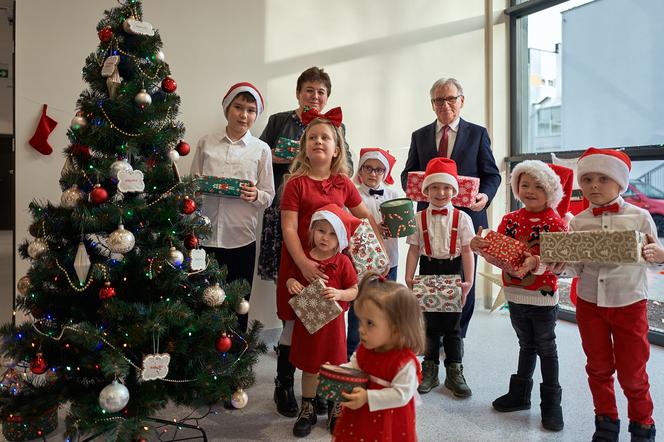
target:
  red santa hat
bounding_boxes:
[548,163,574,222]
[222,82,265,116]
[355,147,397,185]
[310,203,362,251]
[576,147,631,192]
[422,157,459,196]
[510,160,565,211]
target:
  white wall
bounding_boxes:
[14,0,509,330]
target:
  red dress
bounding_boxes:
[289,251,358,373]
[277,174,362,320]
[333,345,422,442]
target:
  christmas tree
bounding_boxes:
[1,1,265,440]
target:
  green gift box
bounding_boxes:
[2,407,58,441]
[274,137,300,160]
[380,198,417,238]
[197,176,252,197]
[317,364,369,402]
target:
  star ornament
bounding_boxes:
[479,272,506,312]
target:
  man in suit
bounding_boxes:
[401,77,501,338]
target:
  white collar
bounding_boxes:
[222,129,252,145]
[588,195,623,209]
[436,117,460,132]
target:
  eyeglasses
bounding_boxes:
[431,95,462,106]
[361,165,386,175]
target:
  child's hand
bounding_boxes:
[458,281,473,298]
[405,276,415,291]
[643,234,664,263]
[511,252,538,278]
[469,227,489,253]
[547,262,566,274]
[379,222,391,238]
[322,287,342,301]
[298,259,329,283]
[341,387,368,410]
[239,183,258,202]
[286,278,304,295]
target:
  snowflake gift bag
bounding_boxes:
[288,278,343,334]
[348,219,389,278]
[412,274,463,312]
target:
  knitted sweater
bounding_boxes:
[498,207,568,306]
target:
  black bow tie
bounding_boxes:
[369,188,384,196]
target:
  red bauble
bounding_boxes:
[184,233,199,250]
[90,185,109,205]
[99,282,116,300]
[30,353,48,375]
[161,76,177,93]
[175,141,190,156]
[73,144,91,161]
[182,198,196,215]
[215,334,232,352]
[98,27,113,43]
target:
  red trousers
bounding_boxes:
[576,298,654,425]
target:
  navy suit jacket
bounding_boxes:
[400,118,501,231]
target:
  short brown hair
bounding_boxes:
[296,67,332,96]
[286,119,349,181]
[355,272,426,354]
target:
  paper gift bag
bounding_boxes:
[197,176,252,197]
[540,230,647,263]
[480,230,528,274]
[348,219,390,277]
[288,278,342,334]
[406,171,428,202]
[274,136,300,160]
[452,176,480,208]
[412,274,463,312]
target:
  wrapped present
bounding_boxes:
[452,176,480,208]
[412,274,463,312]
[2,406,58,441]
[540,230,647,263]
[348,219,389,277]
[406,171,428,202]
[480,230,529,274]
[197,176,252,197]
[317,364,369,402]
[288,278,343,334]
[274,137,300,160]
[380,198,417,238]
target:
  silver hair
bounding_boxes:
[429,78,464,98]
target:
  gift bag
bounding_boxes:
[348,219,389,277]
[288,278,343,334]
[412,274,463,312]
[197,176,252,197]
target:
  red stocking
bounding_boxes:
[29,104,58,155]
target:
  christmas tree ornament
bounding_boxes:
[102,55,122,100]
[110,159,133,180]
[167,149,180,163]
[0,368,22,396]
[122,16,155,36]
[61,185,84,208]
[29,222,42,238]
[175,140,190,156]
[98,26,113,43]
[117,170,145,193]
[182,198,196,215]
[29,104,58,155]
[28,238,48,259]
[189,248,206,271]
[134,89,152,108]
[161,76,177,93]
[231,388,248,409]
[99,281,116,300]
[90,185,109,204]
[74,241,91,284]
[108,224,135,254]
[215,333,232,353]
[155,49,165,62]
[30,353,48,375]
[167,247,184,266]
[72,143,91,161]
[184,233,198,249]
[106,76,122,100]
[98,380,130,413]
[236,299,250,315]
[203,283,225,307]
[140,353,170,381]
[195,214,211,227]
[17,275,31,295]
[70,114,87,131]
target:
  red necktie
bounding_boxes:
[438,125,449,158]
[592,202,620,216]
[431,209,448,216]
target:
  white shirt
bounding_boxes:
[566,196,662,307]
[435,117,460,158]
[406,202,474,259]
[358,183,401,267]
[190,130,275,249]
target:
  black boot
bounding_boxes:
[492,374,533,412]
[592,416,620,442]
[327,400,342,434]
[293,398,317,438]
[629,421,656,442]
[540,383,564,431]
[314,394,328,415]
[274,344,298,417]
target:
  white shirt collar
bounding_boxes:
[222,129,253,146]
[428,201,454,211]
[436,117,460,132]
[359,183,385,194]
[588,195,623,209]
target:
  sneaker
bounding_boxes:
[293,398,317,438]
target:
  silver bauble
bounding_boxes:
[195,214,211,227]
[108,224,135,254]
[134,89,152,107]
[98,380,130,413]
[17,276,31,295]
[167,247,184,266]
[231,388,248,409]
[70,115,87,130]
[236,299,250,315]
[155,49,165,62]
[27,238,48,259]
[167,149,180,163]
[202,283,225,307]
[61,185,84,208]
[110,159,133,180]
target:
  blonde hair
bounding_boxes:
[307,218,336,250]
[355,272,426,354]
[286,118,350,182]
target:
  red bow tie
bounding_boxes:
[301,107,343,127]
[431,208,448,216]
[592,203,620,216]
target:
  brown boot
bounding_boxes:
[444,363,472,398]
[417,360,440,394]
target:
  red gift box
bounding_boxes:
[480,230,528,274]
[406,172,427,201]
[452,176,480,208]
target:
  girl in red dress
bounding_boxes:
[333,273,426,442]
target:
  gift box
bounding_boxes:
[452,176,480,208]
[2,407,58,441]
[540,230,647,263]
[197,176,252,197]
[317,364,369,402]
[380,198,417,238]
[480,230,529,274]
[412,274,463,312]
[348,219,389,277]
[288,278,343,334]
[274,137,300,160]
[406,172,428,202]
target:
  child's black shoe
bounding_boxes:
[492,374,532,412]
[540,383,563,431]
[592,416,620,442]
[293,398,317,438]
[629,421,656,442]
